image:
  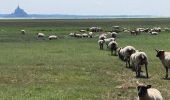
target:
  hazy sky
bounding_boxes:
[0,0,170,16]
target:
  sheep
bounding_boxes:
[80,30,86,33]
[111,32,117,38]
[82,33,88,38]
[150,32,159,35]
[75,34,83,38]
[90,27,102,32]
[98,40,104,50]
[104,38,115,48]
[130,30,138,35]
[118,46,136,68]
[48,35,58,40]
[99,34,107,40]
[155,49,170,79]
[130,51,148,78]
[88,32,93,38]
[37,33,45,38]
[108,41,118,55]
[21,30,26,35]
[137,84,163,100]
[69,33,75,37]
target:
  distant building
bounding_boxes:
[10,5,29,17]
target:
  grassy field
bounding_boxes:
[0,19,170,100]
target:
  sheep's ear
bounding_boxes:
[155,49,159,52]
[147,85,151,89]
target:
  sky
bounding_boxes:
[0,0,170,16]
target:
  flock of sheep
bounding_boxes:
[96,26,170,100]
[20,26,170,100]
[21,30,58,40]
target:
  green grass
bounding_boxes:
[0,19,170,99]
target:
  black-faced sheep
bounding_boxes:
[155,49,170,79]
[137,84,163,100]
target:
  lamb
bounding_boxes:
[37,33,45,38]
[48,35,58,40]
[130,51,148,78]
[155,49,170,79]
[104,38,115,48]
[137,84,163,100]
[118,46,136,68]
[108,41,118,55]
[98,40,104,50]
[21,30,26,35]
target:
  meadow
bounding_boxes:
[0,19,170,100]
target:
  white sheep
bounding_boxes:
[99,34,107,40]
[130,51,148,78]
[69,33,75,37]
[98,40,104,50]
[137,84,163,100]
[48,35,58,40]
[155,49,170,79]
[118,46,136,68]
[37,33,45,38]
[82,33,88,38]
[108,41,118,55]
[104,38,115,48]
[111,32,117,38]
[89,32,93,38]
[21,30,26,35]
[151,32,159,35]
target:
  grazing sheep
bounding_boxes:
[75,34,83,38]
[155,49,170,79]
[89,32,93,38]
[111,32,118,38]
[117,47,126,61]
[98,40,104,50]
[104,38,115,48]
[99,34,107,40]
[137,84,163,100]
[80,30,86,33]
[130,51,148,78]
[48,35,58,40]
[118,46,136,68]
[21,30,26,35]
[108,41,118,55]
[130,30,138,35]
[90,27,102,32]
[69,33,75,37]
[37,33,45,38]
[82,33,88,38]
[150,32,159,35]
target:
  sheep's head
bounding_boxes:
[137,85,151,97]
[155,49,165,57]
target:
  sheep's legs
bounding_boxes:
[165,67,168,79]
[145,64,148,78]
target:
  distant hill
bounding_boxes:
[0,6,153,19]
